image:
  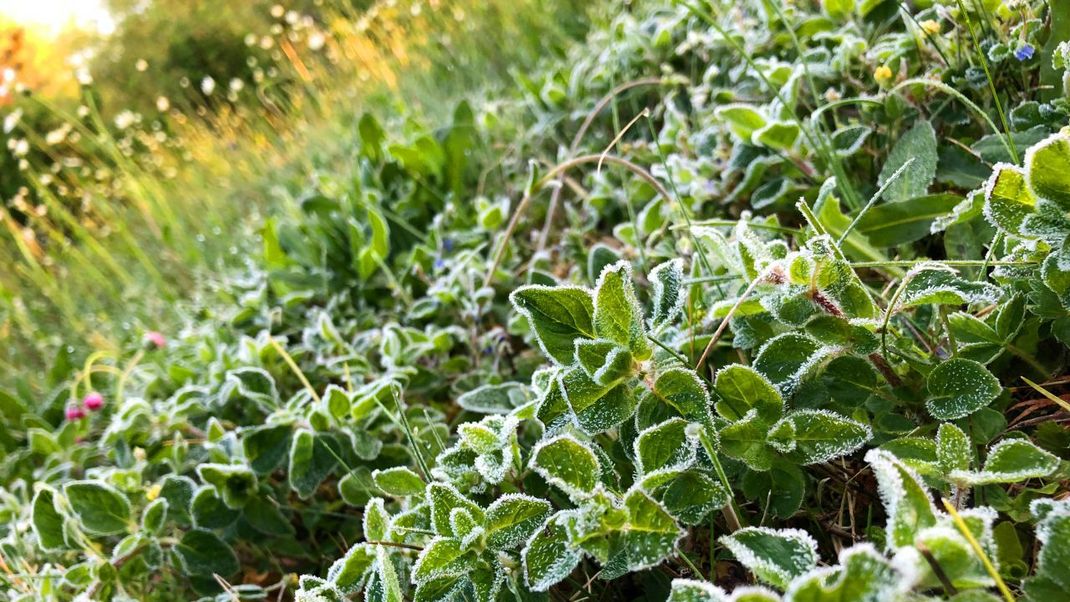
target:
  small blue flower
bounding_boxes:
[1014,44,1035,62]
[442,238,455,252]
[433,257,446,270]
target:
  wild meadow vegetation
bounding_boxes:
[2,0,1070,599]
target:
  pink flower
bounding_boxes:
[144,331,167,349]
[83,392,104,411]
[65,405,86,421]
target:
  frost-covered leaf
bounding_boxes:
[31,486,67,551]
[509,285,595,365]
[289,429,341,499]
[366,543,405,602]
[327,543,375,593]
[484,494,552,550]
[668,580,781,601]
[457,382,528,414]
[864,449,939,549]
[372,466,425,497]
[650,367,713,423]
[721,527,819,589]
[1025,132,1070,211]
[772,410,871,465]
[925,358,1001,420]
[609,488,686,573]
[753,333,827,390]
[1024,499,1070,596]
[574,338,634,385]
[855,194,963,247]
[879,121,938,202]
[522,511,583,591]
[644,469,730,525]
[720,410,775,471]
[899,265,1001,309]
[63,480,132,536]
[411,536,474,585]
[559,365,637,434]
[949,438,1061,485]
[983,163,1036,236]
[936,423,972,474]
[714,364,783,422]
[175,528,240,578]
[635,418,697,474]
[716,104,768,140]
[784,544,907,602]
[363,498,391,541]
[428,483,484,537]
[650,258,686,329]
[196,463,257,509]
[530,435,600,499]
[593,261,651,359]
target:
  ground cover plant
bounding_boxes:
[2,0,1070,600]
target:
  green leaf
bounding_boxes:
[428,483,484,537]
[558,365,637,435]
[175,529,239,578]
[822,0,856,18]
[327,543,375,593]
[530,435,600,499]
[607,489,685,574]
[484,494,552,550]
[855,194,963,246]
[32,486,68,551]
[289,429,340,499]
[753,333,824,389]
[574,339,634,385]
[244,496,294,536]
[788,544,903,601]
[141,498,168,534]
[1025,133,1070,211]
[1024,499,1070,595]
[753,121,800,152]
[510,284,595,365]
[926,358,1002,420]
[522,511,582,592]
[899,265,1001,308]
[650,367,714,423]
[372,466,425,497]
[646,470,730,525]
[649,258,686,329]
[983,164,1036,236]
[456,382,528,414]
[196,463,257,509]
[635,418,696,474]
[773,410,871,465]
[367,544,405,602]
[865,449,938,549]
[716,104,768,140]
[62,480,132,537]
[593,261,651,359]
[879,121,938,202]
[364,498,391,541]
[714,364,784,422]
[191,486,240,529]
[721,527,819,589]
[243,424,293,475]
[950,438,1061,485]
[412,537,474,585]
[720,410,775,471]
[937,423,973,474]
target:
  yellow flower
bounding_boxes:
[146,483,162,502]
[920,19,941,35]
[874,65,894,84]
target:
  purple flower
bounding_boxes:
[1014,44,1035,62]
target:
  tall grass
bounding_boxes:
[0,0,595,389]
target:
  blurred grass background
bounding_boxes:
[0,0,598,389]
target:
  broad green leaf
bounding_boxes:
[367,544,405,602]
[716,104,768,140]
[372,466,425,497]
[649,258,686,329]
[823,0,855,18]
[753,121,800,151]
[635,418,696,474]
[411,536,473,585]
[574,339,634,385]
[428,483,484,537]
[983,164,1036,236]
[31,487,67,551]
[175,529,239,578]
[530,435,600,498]
[364,498,391,541]
[773,410,871,465]
[593,261,651,359]
[522,511,583,591]
[196,463,257,509]
[456,382,528,414]
[62,481,132,536]
[926,358,1001,420]
[484,494,552,550]
[721,527,819,589]
[510,284,595,365]
[1024,499,1070,595]
[609,489,685,573]
[864,449,938,549]
[141,498,168,534]
[879,121,938,202]
[191,486,240,529]
[243,496,294,536]
[650,367,713,423]
[937,423,972,474]
[720,410,775,471]
[714,364,783,422]
[558,365,637,434]
[327,543,375,593]
[855,194,963,246]
[1026,133,1070,211]
[243,424,293,475]
[289,429,341,499]
[753,333,825,389]
[786,544,903,601]
[899,265,1001,309]
[649,470,730,525]
[950,438,1060,485]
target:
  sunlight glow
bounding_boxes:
[0,0,115,36]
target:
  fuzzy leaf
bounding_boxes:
[926,358,1001,420]
[63,481,132,537]
[773,410,871,465]
[714,364,783,422]
[289,429,341,499]
[879,120,938,202]
[651,367,713,423]
[559,365,637,434]
[484,494,552,550]
[522,511,583,592]
[510,285,595,365]
[865,449,938,549]
[1026,133,1070,211]
[31,487,67,551]
[593,261,651,359]
[635,418,696,474]
[411,537,474,585]
[428,483,484,537]
[721,527,819,589]
[372,466,426,497]
[456,382,528,414]
[175,529,239,578]
[649,258,686,328]
[937,423,972,474]
[530,435,600,498]
[983,164,1036,236]
[950,438,1061,485]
